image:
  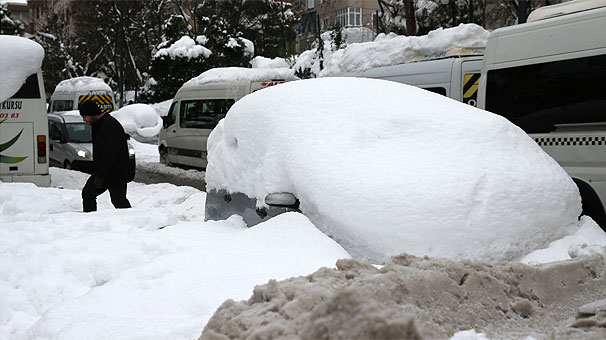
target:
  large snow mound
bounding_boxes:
[111,103,163,138]
[0,36,44,102]
[184,67,298,86]
[206,77,582,263]
[53,76,112,93]
[321,23,489,76]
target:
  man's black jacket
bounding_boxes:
[91,113,133,185]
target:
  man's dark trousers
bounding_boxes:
[82,175,131,212]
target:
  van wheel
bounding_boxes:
[159,148,171,166]
[574,178,606,232]
[64,161,72,170]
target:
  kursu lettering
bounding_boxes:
[1,100,23,111]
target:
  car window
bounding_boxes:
[65,122,92,143]
[166,101,178,126]
[49,121,64,141]
[180,99,235,129]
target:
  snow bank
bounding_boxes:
[0,36,44,102]
[202,253,606,339]
[184,67,298,86]
[53,76,112,93]
[321,23,489,76]
[0,171,349,340]
[111,103,163,138]
[521,216,606,264]
[154,36,212,60]
[206,77,582,263]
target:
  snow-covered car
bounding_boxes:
[47,112,135,172]
[204,77,583,264]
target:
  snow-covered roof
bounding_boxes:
[0,36,44,103]
[527,0,606,22]
[183,67,298,87]
[319,23,489,76]
[206,77,581,264]
[53,76,112,94]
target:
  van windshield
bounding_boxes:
[66,122,92,143]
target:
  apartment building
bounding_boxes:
[294,0,379,53]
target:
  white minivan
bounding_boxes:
[343,47,484,106]
[158,67,298,169]
[0,36,50,187]
[48,76,115,114]
[477,0,606,230]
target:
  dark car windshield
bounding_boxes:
[66,122,92,143]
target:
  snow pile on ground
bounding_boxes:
[185,67,298,86]
[201,252,606,340]
[521,216,606,264]
[206,77,582,264]
[154,35,212,60]
[53,76,112,93]
[111,103,163,138]
[0,169,349,340]
[0,35,44,102]
[321,23,489,76]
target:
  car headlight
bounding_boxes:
[76,149,90,158]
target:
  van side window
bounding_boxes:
[166,102,178,126]
[180,99,235,129]
[52,100,74,112]
[485,54,606,133]
[11,74,41,99]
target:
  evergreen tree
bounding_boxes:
[0,4,24,35]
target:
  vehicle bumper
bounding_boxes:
[0,174,51,187]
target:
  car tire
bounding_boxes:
[64,160,72,170]
[159,148,172,166]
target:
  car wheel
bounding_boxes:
[64,160,72,170]
[159,148,172,166]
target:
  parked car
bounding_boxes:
[47,112,135,172]
[203,77,583,264]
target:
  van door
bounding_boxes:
[461,59,482,107]
[161,101,187,166]
[182,98,235,168]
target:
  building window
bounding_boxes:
[336,7,362,27]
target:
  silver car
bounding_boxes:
[47,113,135,172]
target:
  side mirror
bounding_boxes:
[265,192,299,209]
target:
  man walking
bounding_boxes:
[79,100,133,212]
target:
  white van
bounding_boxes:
[347,47,484,106]
[48,76,115,114]
[477,0,606,229]
[0,38,50,187]
[158,68,298,169]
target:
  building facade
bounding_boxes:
[294,0,380,53]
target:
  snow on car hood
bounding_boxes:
[206,77,582,264]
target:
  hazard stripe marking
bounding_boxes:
[463,73,480,99]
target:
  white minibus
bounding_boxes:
[1,71,50,186]
[478,0,606,229]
